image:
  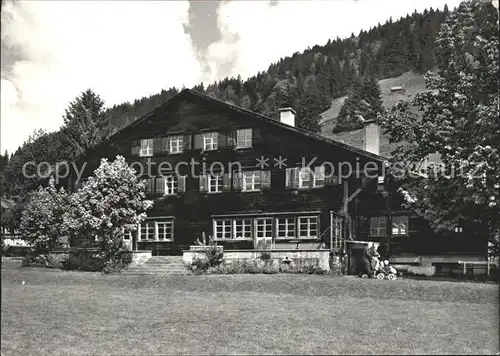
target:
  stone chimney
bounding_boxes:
[363,118,380,155]
[279,107,296,127]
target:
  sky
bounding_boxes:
[0,0,464,155]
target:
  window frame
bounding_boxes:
[391,216,409,236]
[140,221,156,241]
[207,174,223,194]
[139,139,154,157]
[276,217,296,239]
[242,170,262,192]
[233,219,252,240]
[157,220,174,241]
[236,128,253,149]
[169,135,184,154]
[138,219,174,242]
[164,175,178,196]
[298,216,319,239]
[214,219,233,240]
[298,166,325,189]
[255,218,273,239]
[370,216,388,237]
[203,132,219,151]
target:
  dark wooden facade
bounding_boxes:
[71,90,384,255]
[70,89,488,268]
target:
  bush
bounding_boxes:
[22,254,48,267]
[61,250,131,274]
[2,245,32,258]
[201,259,330,275]
[190,233,223,272]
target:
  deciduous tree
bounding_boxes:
[382,0,499,256]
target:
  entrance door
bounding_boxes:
[254,218,273,249]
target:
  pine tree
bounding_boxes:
[62,89,109,156]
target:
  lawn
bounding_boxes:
[1,267,498,355]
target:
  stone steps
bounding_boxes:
[121,256,191,275]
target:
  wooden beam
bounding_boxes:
[345,177,377,206]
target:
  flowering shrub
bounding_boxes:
[63,156,153,267]
[19,177,70,255]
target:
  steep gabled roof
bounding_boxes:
[78,89,386,163]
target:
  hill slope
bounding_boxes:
[319,71,426,137]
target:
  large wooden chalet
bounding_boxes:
[70,89,488,274]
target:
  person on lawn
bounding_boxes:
[370,243,381,275]
[361,242,375,277]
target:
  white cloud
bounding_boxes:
[206,0,463,81]
[1,0,201,153]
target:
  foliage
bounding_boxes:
[64,156,153,260]
[2,245,31,258]
[22,254,49,268]
[1,129,76,232]
[19,177,70,255]
[61,250,132,274]
[62,89,110,156]
[334,75,384,132]
[260,251,271,261]
[381,0,500,255]
[192,232,224,268]
[191,259,330,275]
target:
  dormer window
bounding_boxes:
[140,139,153,157]
[236,129,253,149]
[203,132,219,150]
[169,135,184,154]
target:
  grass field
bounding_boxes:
[1,267,498,355]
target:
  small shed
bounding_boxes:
[390,86,405,95]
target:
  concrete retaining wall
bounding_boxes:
[183,249,330,271]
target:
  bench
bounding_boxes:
[457,260,497,276]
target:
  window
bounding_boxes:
[243,171,261,191]
[236,128,252,149]
[140,221,155,240]
[214,219,232,239]
[164,175,178,195]
[169,135,183,154]
[123,230,132,240]
[255,218,273,239]
[277,217,295,238]
[392,216,409,235]
[454,226,463,233]
[203,132,219,150]
[139,219,174,241]
[140,139,153,157]
[234,219,252,239]
[370,216,388,236]
[157,221,174,240]
[208,174,223,193]
[298,166,325,188]
[298,217,318,238]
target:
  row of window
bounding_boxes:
[370,216,409,236]
[123,215,319,242]
[143,167,338,196]
[124,219,175,242]
[133,129,254,157]
[213,216,319,240]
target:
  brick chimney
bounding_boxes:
[279,107,296,127]
[363,118,380,155]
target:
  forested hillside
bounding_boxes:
[106,6,449,135]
